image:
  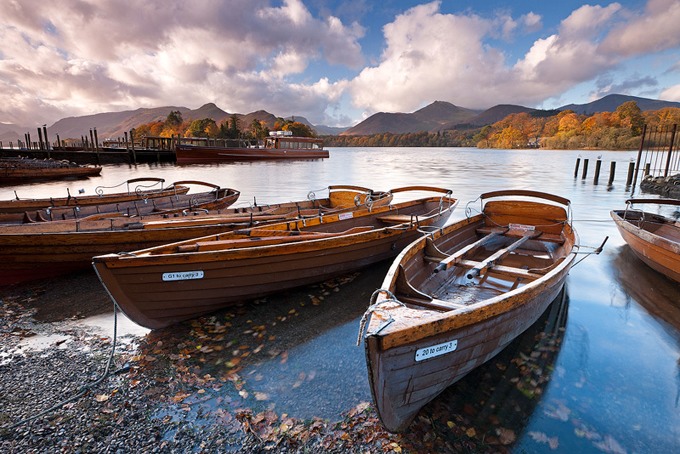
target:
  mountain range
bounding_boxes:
[341,94,680,135]
[1,94,679,143]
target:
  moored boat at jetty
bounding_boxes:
[360,190,579,432]
[611,198,680,282]
[175,131,329,163]
[92,186,457,329]
[0,185,389,286]
[0,157,102,184]
[0,180,238,224]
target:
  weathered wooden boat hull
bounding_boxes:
[0,164,102,183]
[0,178,189,213]
[0,185,390,286]
[0,181,238,224]
[611,199,680,283]
[175,144,329,163]
[93,188,456,329]
[363,190,578,432]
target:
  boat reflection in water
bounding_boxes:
[611,246,680,405]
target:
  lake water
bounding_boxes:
[2,147,679,452]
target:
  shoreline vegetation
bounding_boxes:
[131,102,680,151]
[324,102,680,150]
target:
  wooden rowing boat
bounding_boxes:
[0,157,102,183]
[0,177,188,213]
[0,180,238,225]
[92,186,457,329]
[360,189,578,432]
[0,185,389,286]
[611,198,680,282]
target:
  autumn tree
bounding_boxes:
[273,118,315,137]
[615,101,644,135]
[249,119,269,140]
[186,118,218,138]
[166,110,183,127]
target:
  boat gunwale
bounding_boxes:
[611,209,680,255]
[92,193,458,267]
[368,190,578,350]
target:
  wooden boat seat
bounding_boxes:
[377,214,416,224]
[456,260,542,281]
[476,226,565,244]
[432,229,507,271]
[457,231,542,280]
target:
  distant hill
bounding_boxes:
[0,123,26,144]
[315,124,348,135]
[559,94,680,115]
[281,116,348,135]
[342,94,680,136]
[1,107,348,142]
[50,103,235,140]
[465,105,539,126]
[3,93,678,143]
[341,101,479,135]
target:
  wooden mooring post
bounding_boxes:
[37,127,44,150]
[130,129,137,164]
[593,159,602,184]
[581,159,589,179]
[626,161,635,186]
[608,161,616,186]
[573,158,580,177]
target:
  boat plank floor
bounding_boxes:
[432,279,505,305]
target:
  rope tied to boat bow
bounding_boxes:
[356,289,406,346]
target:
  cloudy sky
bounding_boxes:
[1,0,679,128]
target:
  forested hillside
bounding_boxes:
[324,102,680,149]
[131,101,680,150]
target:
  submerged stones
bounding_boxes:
[640,173,680,199]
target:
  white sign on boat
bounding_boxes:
[415,339,458,362]
[162,271,204,281]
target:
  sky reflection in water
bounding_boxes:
[2,147,679,452]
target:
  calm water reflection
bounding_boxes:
[2,147,679,452]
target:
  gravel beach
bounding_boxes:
[0,269,553,453]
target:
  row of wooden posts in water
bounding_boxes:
[1,126,124,152]
[575,123,679,189]
[573,157,633,186]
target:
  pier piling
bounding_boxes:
[626,161,635,186]
[89,129,95,152]
[37,128,44,150]
[43,126,49,151]
[593,159,602,184]
[608,161,616,186]
[581,159,589,179]
[574,158,581,178]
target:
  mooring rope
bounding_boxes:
[3,303,127,431]
[356,289,406,346]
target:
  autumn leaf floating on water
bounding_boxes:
[528,431,559,450]
[543,399,571,422]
